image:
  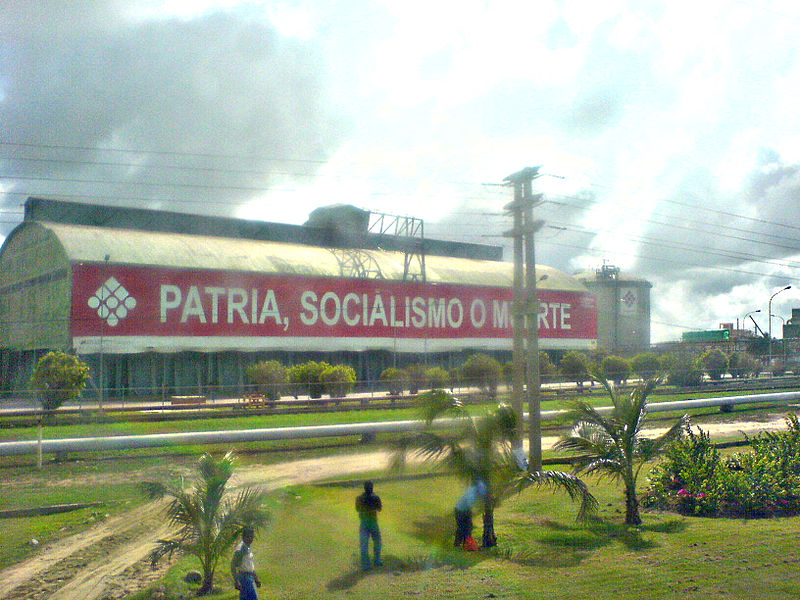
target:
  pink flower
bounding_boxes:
[697,493,706,500]
[677,489,692,498]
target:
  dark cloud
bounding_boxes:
[630,155,800,298]
[0,2,343,230]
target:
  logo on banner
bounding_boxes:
[87,277,137,326]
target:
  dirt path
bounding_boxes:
[0,415,792,600]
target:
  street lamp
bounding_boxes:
[768,285,792,363]
[742,309,761,334]
[772,314,787,362]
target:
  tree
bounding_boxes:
[244,360,287,400]
[728,352,760,379]
[555,376,687,525]
[29,350,90,412]
[699,348,728,380]
[600,355,632,384]
[558,351,589,388]
[630,352,661,380]
[142,451,269,596]
[380,367,407,395]
[405,364,428,394]
[665,353,703,387]
[393,390,597,547]
[539,351,556,383]
[425,366,450,389]
[321,364,356,397]
[287,361,329,398]
[461,353,502,399]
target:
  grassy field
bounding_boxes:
[2,389,798,589]
[131,474,800,600]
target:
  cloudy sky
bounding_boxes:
[3,0,800,343]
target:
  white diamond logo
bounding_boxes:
[88,277,137,326]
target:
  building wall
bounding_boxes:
[581,276,652,354]
[0,199,601,397]
[0,224,72,351]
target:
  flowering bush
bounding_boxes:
[643,415,800,518]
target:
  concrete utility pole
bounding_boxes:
[504,166,544,471]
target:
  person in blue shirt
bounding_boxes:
[454,479,487,548]
[355,480,383,570]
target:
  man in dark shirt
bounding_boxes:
[355,480,383,570]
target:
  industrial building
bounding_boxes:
[0,198,601,398]
[576,264,652,354]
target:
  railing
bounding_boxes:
[2,390,799,457]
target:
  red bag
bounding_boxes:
[463,535,479,551]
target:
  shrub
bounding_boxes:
[644,415,800,517]
[380,367,407,395]
[287,361,330,398]
[631,352,661,380]
[30,350,90,411]
[700,348,728,380]
[599,355,631,384]
[666,354,703,387]
[244,360,287,400]
[425,367,449,389]
[461,353,502,398]
[321,364,356,397]
[559,351,589,387]
[728,352,761,379]
[405,364,427,394]
[771,360,787,376]
[539,351,555,383]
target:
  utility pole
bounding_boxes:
[504,178,526,446]
[504,166,544,471]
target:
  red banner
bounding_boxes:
[70,263,597,342]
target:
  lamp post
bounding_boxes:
[768,285,792,363]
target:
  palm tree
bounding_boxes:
[555,376,687,525]
[393,389,596,547]
[141,451,269,596]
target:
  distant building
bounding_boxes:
[575,265,652,354]
[784,308,800,339]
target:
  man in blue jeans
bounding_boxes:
[356,480,383,570]
[231,526,261,600]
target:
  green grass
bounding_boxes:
[130,474,800,600]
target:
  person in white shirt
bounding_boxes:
[231,526,261,599]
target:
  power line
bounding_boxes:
[0,140,330,165]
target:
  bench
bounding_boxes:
[241,393,276,409]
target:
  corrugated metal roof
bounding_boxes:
[35,221,588,291]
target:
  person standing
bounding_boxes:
[355,480,383,570]
[454,479,487,548]
[231,526,261,600]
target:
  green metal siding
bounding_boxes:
[0,224,72,350]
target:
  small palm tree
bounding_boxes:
[141,451,269,596]
[555,375,687,525]
[393,390,596,547]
